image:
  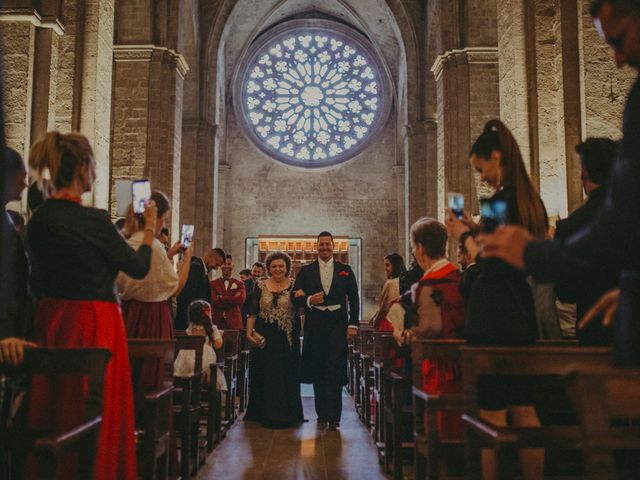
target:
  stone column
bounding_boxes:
[217,163,231,249]
[110,45,188,229]
[392,164,406,257]
[404,120,429,227]
[433,47,500,217]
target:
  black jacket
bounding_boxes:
[175,256,211,330]
[292,259,360,327]
[554,187,616,345]
[525,75,640,364]
[28,199,151,303]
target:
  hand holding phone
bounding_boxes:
[181,225,194,249]
[480,198,508,233]
[132,179,151,214]
[448,192,465,220]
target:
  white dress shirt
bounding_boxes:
[319,257,334,294]
[116,232,179,302]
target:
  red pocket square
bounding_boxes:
[338,271,349,277]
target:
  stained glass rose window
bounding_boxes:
[234,20,391,168]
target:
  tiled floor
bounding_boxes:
[196,385,389,479]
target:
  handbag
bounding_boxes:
[252,331,266,349]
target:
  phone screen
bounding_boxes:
[132,180,151,214]
[181,224,194,248]
[480,198,508,233]
[448,192,465,219]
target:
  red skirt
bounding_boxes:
[28,298,137,480]
[122,299,173,395]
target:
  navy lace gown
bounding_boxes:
[244,281,304,428]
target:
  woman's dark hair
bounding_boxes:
[590,0,640,17]
[27,180,51,212]
[410,217,448,259]
[5,147,23,178]
[576,137,617,186]
[188,300,216,346]
[239,268,252,276]
[384,252,406,279]
[470,119,548,238]
[265,251,292,277]
[138,190,170,228]
[29,131,94,190]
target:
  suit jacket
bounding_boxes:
[175,256,210,330]
[525,75,640,364]
[292,259,359,327]
[211,277,246,330]
[241,278,256,323]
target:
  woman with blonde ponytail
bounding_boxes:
[26,131,155,480]
[446,120,546,480]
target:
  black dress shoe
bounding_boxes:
[328,421,340,431]
[317,418,328,427]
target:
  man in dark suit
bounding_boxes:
[175,247,225,330]
[554,138,617,344]
[482,0,640,365]
[211,254,246,330]
[293,231,359,430]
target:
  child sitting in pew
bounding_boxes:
[174,300,227,391]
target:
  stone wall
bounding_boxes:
[223,112,399,318]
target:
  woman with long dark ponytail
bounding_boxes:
[446,119,546,480]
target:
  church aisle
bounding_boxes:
[196,386,389,479]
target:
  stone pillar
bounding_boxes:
[404,121,429,227]
[217,163,231,250]
[110,45,188,228]
[79,0,114,209]
[433,47,500,217]
[423,119,439,220]
[31,27,60,142]
[392,164,406,257]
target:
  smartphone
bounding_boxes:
[132,179,151,214]
[181,224,194,248]
[115,179,133,217]
[480,198,508,233]
[448,192,465,219]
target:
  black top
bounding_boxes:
[465,185,538,345]
[175,256,211,330]
[0,212,33,339]
[554,187,616,345]
[27,199,152,303]
[292,259,360,327]
[525,75,640,364]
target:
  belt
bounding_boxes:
[312,304,342,312]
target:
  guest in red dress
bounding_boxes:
[116,190,192,392]
[26,131,157,480]
[210,254,246,330]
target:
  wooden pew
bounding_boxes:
[174,335,205,478]
[127,339,175,480]
[358,329,375,426]
[567,369,640,480]
[460,344,612,479]
[372,333,398,449]
[236,330,250,414]
[411,339,465,480]
[221,330,240,432]
[0,348,111,480]
[351,327,373,412]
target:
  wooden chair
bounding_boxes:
[127,339,175,480]
[221,330,240,432]
[0,347,111,480]
[567,369,640,480]
[460,344,612,480]
[174,335,205,479]
[411,339,465,480]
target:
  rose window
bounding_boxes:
[234,19,391,168]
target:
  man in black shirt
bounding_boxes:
[482,0,640,365]
[174,247,225,330]
[554,138,617,344]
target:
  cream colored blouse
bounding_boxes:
[369,277,400,328]
[116,232,178,302]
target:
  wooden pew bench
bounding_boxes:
[412,339,465,480]
[0,348,111,480]
[461,344,612,480]
[174,335,205,478]
[358,329,376,426]
[373,333,399,452]
[221,330,240,433]
[567,369,640,480]
[128,339,175,480]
